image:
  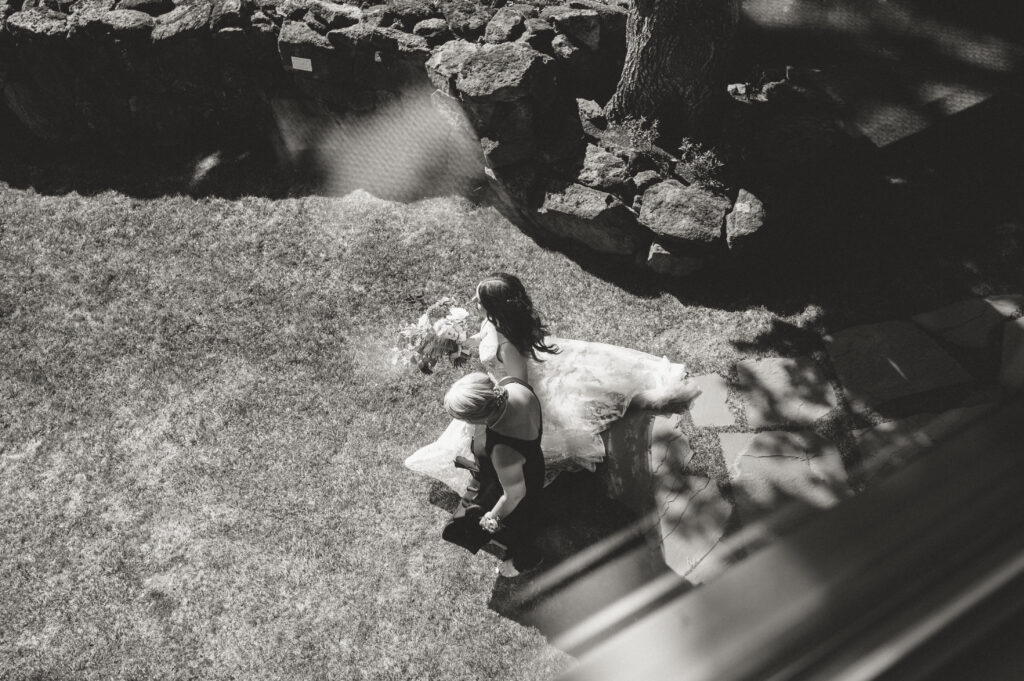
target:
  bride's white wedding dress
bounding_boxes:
[405,329,701,493]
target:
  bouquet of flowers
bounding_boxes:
[394,297,477,374]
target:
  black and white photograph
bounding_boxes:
[2,0,1023,678]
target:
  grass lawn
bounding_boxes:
[0,179,806,680]
[2,98,1022,678]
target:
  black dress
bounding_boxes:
[441,377,545,570]
[481,377,545,569]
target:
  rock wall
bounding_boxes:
[0,0,778,274]
[0,0,626,144]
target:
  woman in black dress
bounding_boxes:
[444,371,545,576]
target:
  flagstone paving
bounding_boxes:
[651,293,1022,584]
[823,320,973,411]
[911,295,1024,349]
[721,431,850,520]
[689,374,735,428]
[736,356,837,428]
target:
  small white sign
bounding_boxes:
[291,56,313,72]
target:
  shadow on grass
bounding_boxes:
[483,471,688,656]
[0,95,487,204]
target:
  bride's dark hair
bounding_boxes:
[477,273,560,360]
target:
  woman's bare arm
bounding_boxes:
[488,444,527,521]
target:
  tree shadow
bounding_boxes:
[483,470,691,656]
[0,92,487,204]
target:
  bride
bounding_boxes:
[405,273,701,491]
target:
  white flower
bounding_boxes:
[433,319,459,341]
[447,307,470,322]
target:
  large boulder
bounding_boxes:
[534,180,650,256]
[550,8,599,50]
[412,16,449,46]
[639,180,731,251]
[151,0,211,41]
[725,188,765,250]
[4,7,68,39]
[381,0,439,31]
[445,5,491,41]
[424,38,478,94]
[278,19,334,78]
[455,41,553,103]
[518,16,553,51]
[370,24,429,58]
[210,0,247,31]
[477,100,536,167]
[306,0,360,30]
[482,5,523,44]
[574,142,633,197]
[646,242,703,277]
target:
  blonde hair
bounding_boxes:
[444,372,507,423]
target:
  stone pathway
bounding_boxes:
[652,292,1024,584]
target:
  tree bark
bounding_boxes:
[605,0,739,144]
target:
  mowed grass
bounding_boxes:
[0,183,824,680]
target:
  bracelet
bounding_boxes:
[480,512,501,534]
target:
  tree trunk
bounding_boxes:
[605,0,740,144]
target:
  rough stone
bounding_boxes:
[381,0,438,30]
[575,96,604,135]
[477,100,536,167]
[371,25,429,57]
[912,294,1024,349]
[424,38,477,94]
[151,0,211,41]
[575,143,633,196]
[112,7,160,31]
[564,0,626,40]
[646,242,703,277]
[726,188,765,250]
[550,8,600,50]
[456,41,551,103]
[518,16,553,51]
[307,0,360,29]
[633,170,661,195]
[5,7,68,37]
[1001,316,1024,391]
[114,0,172,16]
[412,16,449,46]
[721,431,850,522]
[447,7,490,41]
[689,373,735,428]
[536,181,650,256]
[278,19,334,79]
[727,82,748,96]
[639,179,731,250]
[736,356,837,428]
[327,21,374,49]
[550,32,578,60]
[824,321,974,410]
[483,6,523,43]
[209,0,246,30]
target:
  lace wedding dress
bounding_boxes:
[405,330,701,493]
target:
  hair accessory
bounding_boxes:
[491,385,509,413]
